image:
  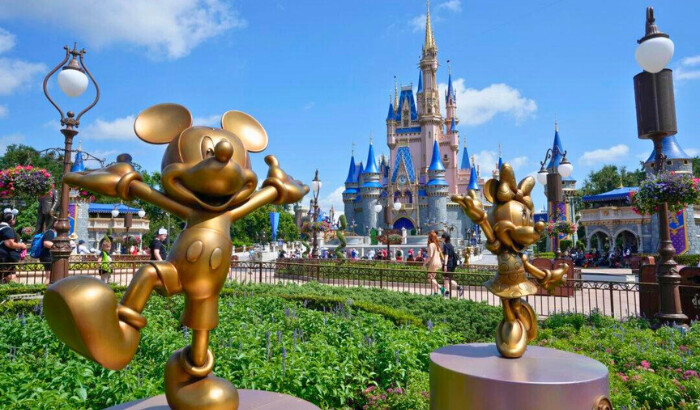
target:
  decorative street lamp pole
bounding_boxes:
[537,146,573,259]
[310,169,322,258]
[632,7,687,324]
[43,44,100,283]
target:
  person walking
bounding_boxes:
[423,231,443,295]
[441,232,463,298]
[98,239,113,283]
[38,224,57,285]
[149,228,168,261]
[0,209,26,283]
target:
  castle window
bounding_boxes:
[684,160,688,165]
[666,160,672,165]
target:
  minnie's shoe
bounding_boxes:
[44,276,144,370]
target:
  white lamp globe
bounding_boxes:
[111,208,120,218]
[536,170,548,185]
[374,204,382,213]
[635,36,674,73]
[138,209,146,218]
[58,68,89,97]
[393,202,402,211]
[558,161,574,178]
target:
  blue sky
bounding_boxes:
[0,0,698,213]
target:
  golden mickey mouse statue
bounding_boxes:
[44,103,308,409]
[452,163,568,358]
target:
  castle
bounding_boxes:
[343,3,483,240]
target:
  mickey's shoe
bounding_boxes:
[44,276,144,370]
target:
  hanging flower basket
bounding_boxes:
[70,189,96,202]
[0,165,53,198]
[544,220,577,237]
[631,174,700,215]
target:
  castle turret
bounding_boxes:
[360,141,383,232]
[460,139,471,171]
[425,139,449,231]
[342,154,358,230]
[418,1,442,174]
[386,96,396,149]
[643,135,692,176]
[468,165,479,191]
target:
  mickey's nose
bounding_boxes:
[214,140,233,163]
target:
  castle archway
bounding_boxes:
[393,217,415,231]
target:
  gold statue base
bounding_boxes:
[106,390,320,410]
[430,343,611,410]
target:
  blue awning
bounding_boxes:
[88,203,142,214]
[582,187,638,203]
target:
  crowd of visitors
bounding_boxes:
[0,213,170,284]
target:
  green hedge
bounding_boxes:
[676,254,700,267]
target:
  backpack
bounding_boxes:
[29,232,46,259]
[444,243,458,269]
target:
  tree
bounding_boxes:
[231,204,300,246]
[693,157,700,178]
[579,165,646,196]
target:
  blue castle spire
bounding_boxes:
[428,140,445,172]
[363,142,379,174]
[70,142,85,172]
[450,117,457,133]
[468,165,479,190]
[417,71,423,93]
[386,102,395,121]
[344,155,356,184]
[446,72,454,104]
[460,145,470,170]
[547,121,564,170]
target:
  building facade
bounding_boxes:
[580,136,699,254]
[343,3,485,239]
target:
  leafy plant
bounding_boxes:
[631,173,700,215]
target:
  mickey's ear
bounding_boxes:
[221,110,268,153]
[134,103,192,145]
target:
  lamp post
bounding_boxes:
[310,169,322,258]
[537,146,573,259]
[632,7,687,324]
[43,44,99,283]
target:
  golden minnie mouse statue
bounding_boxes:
[452,164,568,358]
[44,103,308,409]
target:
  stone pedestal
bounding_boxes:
[430,343,610,410]
[107,389,319,409]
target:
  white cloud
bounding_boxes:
[302,102,315,111]
[579,144,630,166]
[409,14,426,32]
[0,28,15,54]
[0,58,46,95]
[193,114,220,127]
[439,79,537,126]
[0,0,247,60]
[0,104,6,118]
[0,133,24,154]
[681,56,700,66]
[676,55,700,81]
[0,28,46,96]
[317,185,345,220]
[471,150,530,175]
[685,147,699,157]
[82,115,136,141]
[438,0,462,12]
[510,156,529,170]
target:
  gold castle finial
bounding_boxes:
[369,131,373,145]
[352,141,355,156]
[424,0,437,55]
[555,114,558,132]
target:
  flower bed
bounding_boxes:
[0,283,697,408]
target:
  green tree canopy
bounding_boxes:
[579,165,646,196]
[231,204,300,247]
[693,157,699,177]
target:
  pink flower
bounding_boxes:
[679,345,689,352]
[683,370,699,380]
[641,360,651,369]
[395,387,403,394]
[363,386,376,394]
